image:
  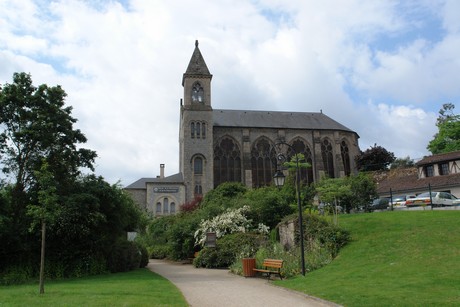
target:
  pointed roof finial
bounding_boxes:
[183,40,212,85]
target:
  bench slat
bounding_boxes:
[253,258,284,280]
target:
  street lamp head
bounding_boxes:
[273,170,286,188]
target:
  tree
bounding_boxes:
[27,161,59,294]
[427,103,460,154]
[355,144,395,171]
[390,156,415,169]
[0,72,97,197]
[315,173,377,213]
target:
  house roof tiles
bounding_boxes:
[416,150,460,166]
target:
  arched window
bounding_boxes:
[170,202,176,214]
[163,198,169,214]
[192,82,204,103]
[321,139,335,178]
[194,185,203,196]
[194,157,203,174]
[196,122,201,138]
[288,139,314,185]
[213,137,242,187]
[190,121,206,139]
[251,138,275,188]
[156,202,161,213]
[341,140,351,176]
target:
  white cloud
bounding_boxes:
[1,0,458,185]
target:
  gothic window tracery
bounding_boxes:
[288,139,314,185]
[251,138,275,188]
[321,138,335,178]
[192,82,204,103]
[213,137,242,187]
[340,140,351,176]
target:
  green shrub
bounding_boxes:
[302,213,350,258]
[0,264,34,285]
[136,243,149,268]
[107,240,142,272]
[194,233,267,268]
[148,245,170,259]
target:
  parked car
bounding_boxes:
[389,195,416,207]
[405,192,459,207]
[370,198,390,210]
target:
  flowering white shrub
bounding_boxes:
[194,206,269,246]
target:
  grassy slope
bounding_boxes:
[276,211,460,306]
[0,268,187,306]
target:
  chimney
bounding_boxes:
[160,164,165,179]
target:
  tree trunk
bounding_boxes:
[39,220,46,294]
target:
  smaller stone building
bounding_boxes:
[126,164,186,215]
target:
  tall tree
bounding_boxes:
[427,103,460,154]
[355,144,396,171]
[27,161,59,294]
[0,72,97,199]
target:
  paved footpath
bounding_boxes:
[148,259,339,307]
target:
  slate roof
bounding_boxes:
[212,109,357,134]
[125,173,184,189]
[416,150,460,166]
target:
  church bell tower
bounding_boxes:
[179,40,214,202]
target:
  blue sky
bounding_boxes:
[1,0,459,186]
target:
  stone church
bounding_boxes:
[125,41,360,215]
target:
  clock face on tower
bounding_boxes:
[192,82,204,103]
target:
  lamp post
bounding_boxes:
[272,141,306,276]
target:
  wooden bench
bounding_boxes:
[253,259,284,280]
[187,251,199,264]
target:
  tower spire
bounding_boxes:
[182,40,212,85]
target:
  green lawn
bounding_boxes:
[276,211,460,306]
[0,268,187,307]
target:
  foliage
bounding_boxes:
[194,205,268,247]
[427,103,460,154]
[0,175,144,281]
[179,195,202,213]
[195,232,267,268]
[166,213,201,260]
[315,176,351,205]
[302,214,350,258]
[0,73,144,283]
[390,156,415,169]
[346,172,378,212]
[242,186,294,229]
[107,240,143,273]
[315,174,377,213]
[201,182,247,209]
[148,245,171,259]
[355,144,396,171]
[0,72,96,194]
[26,161,60,293]
[282,153,311,171]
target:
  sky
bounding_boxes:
[1,0,459,186]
